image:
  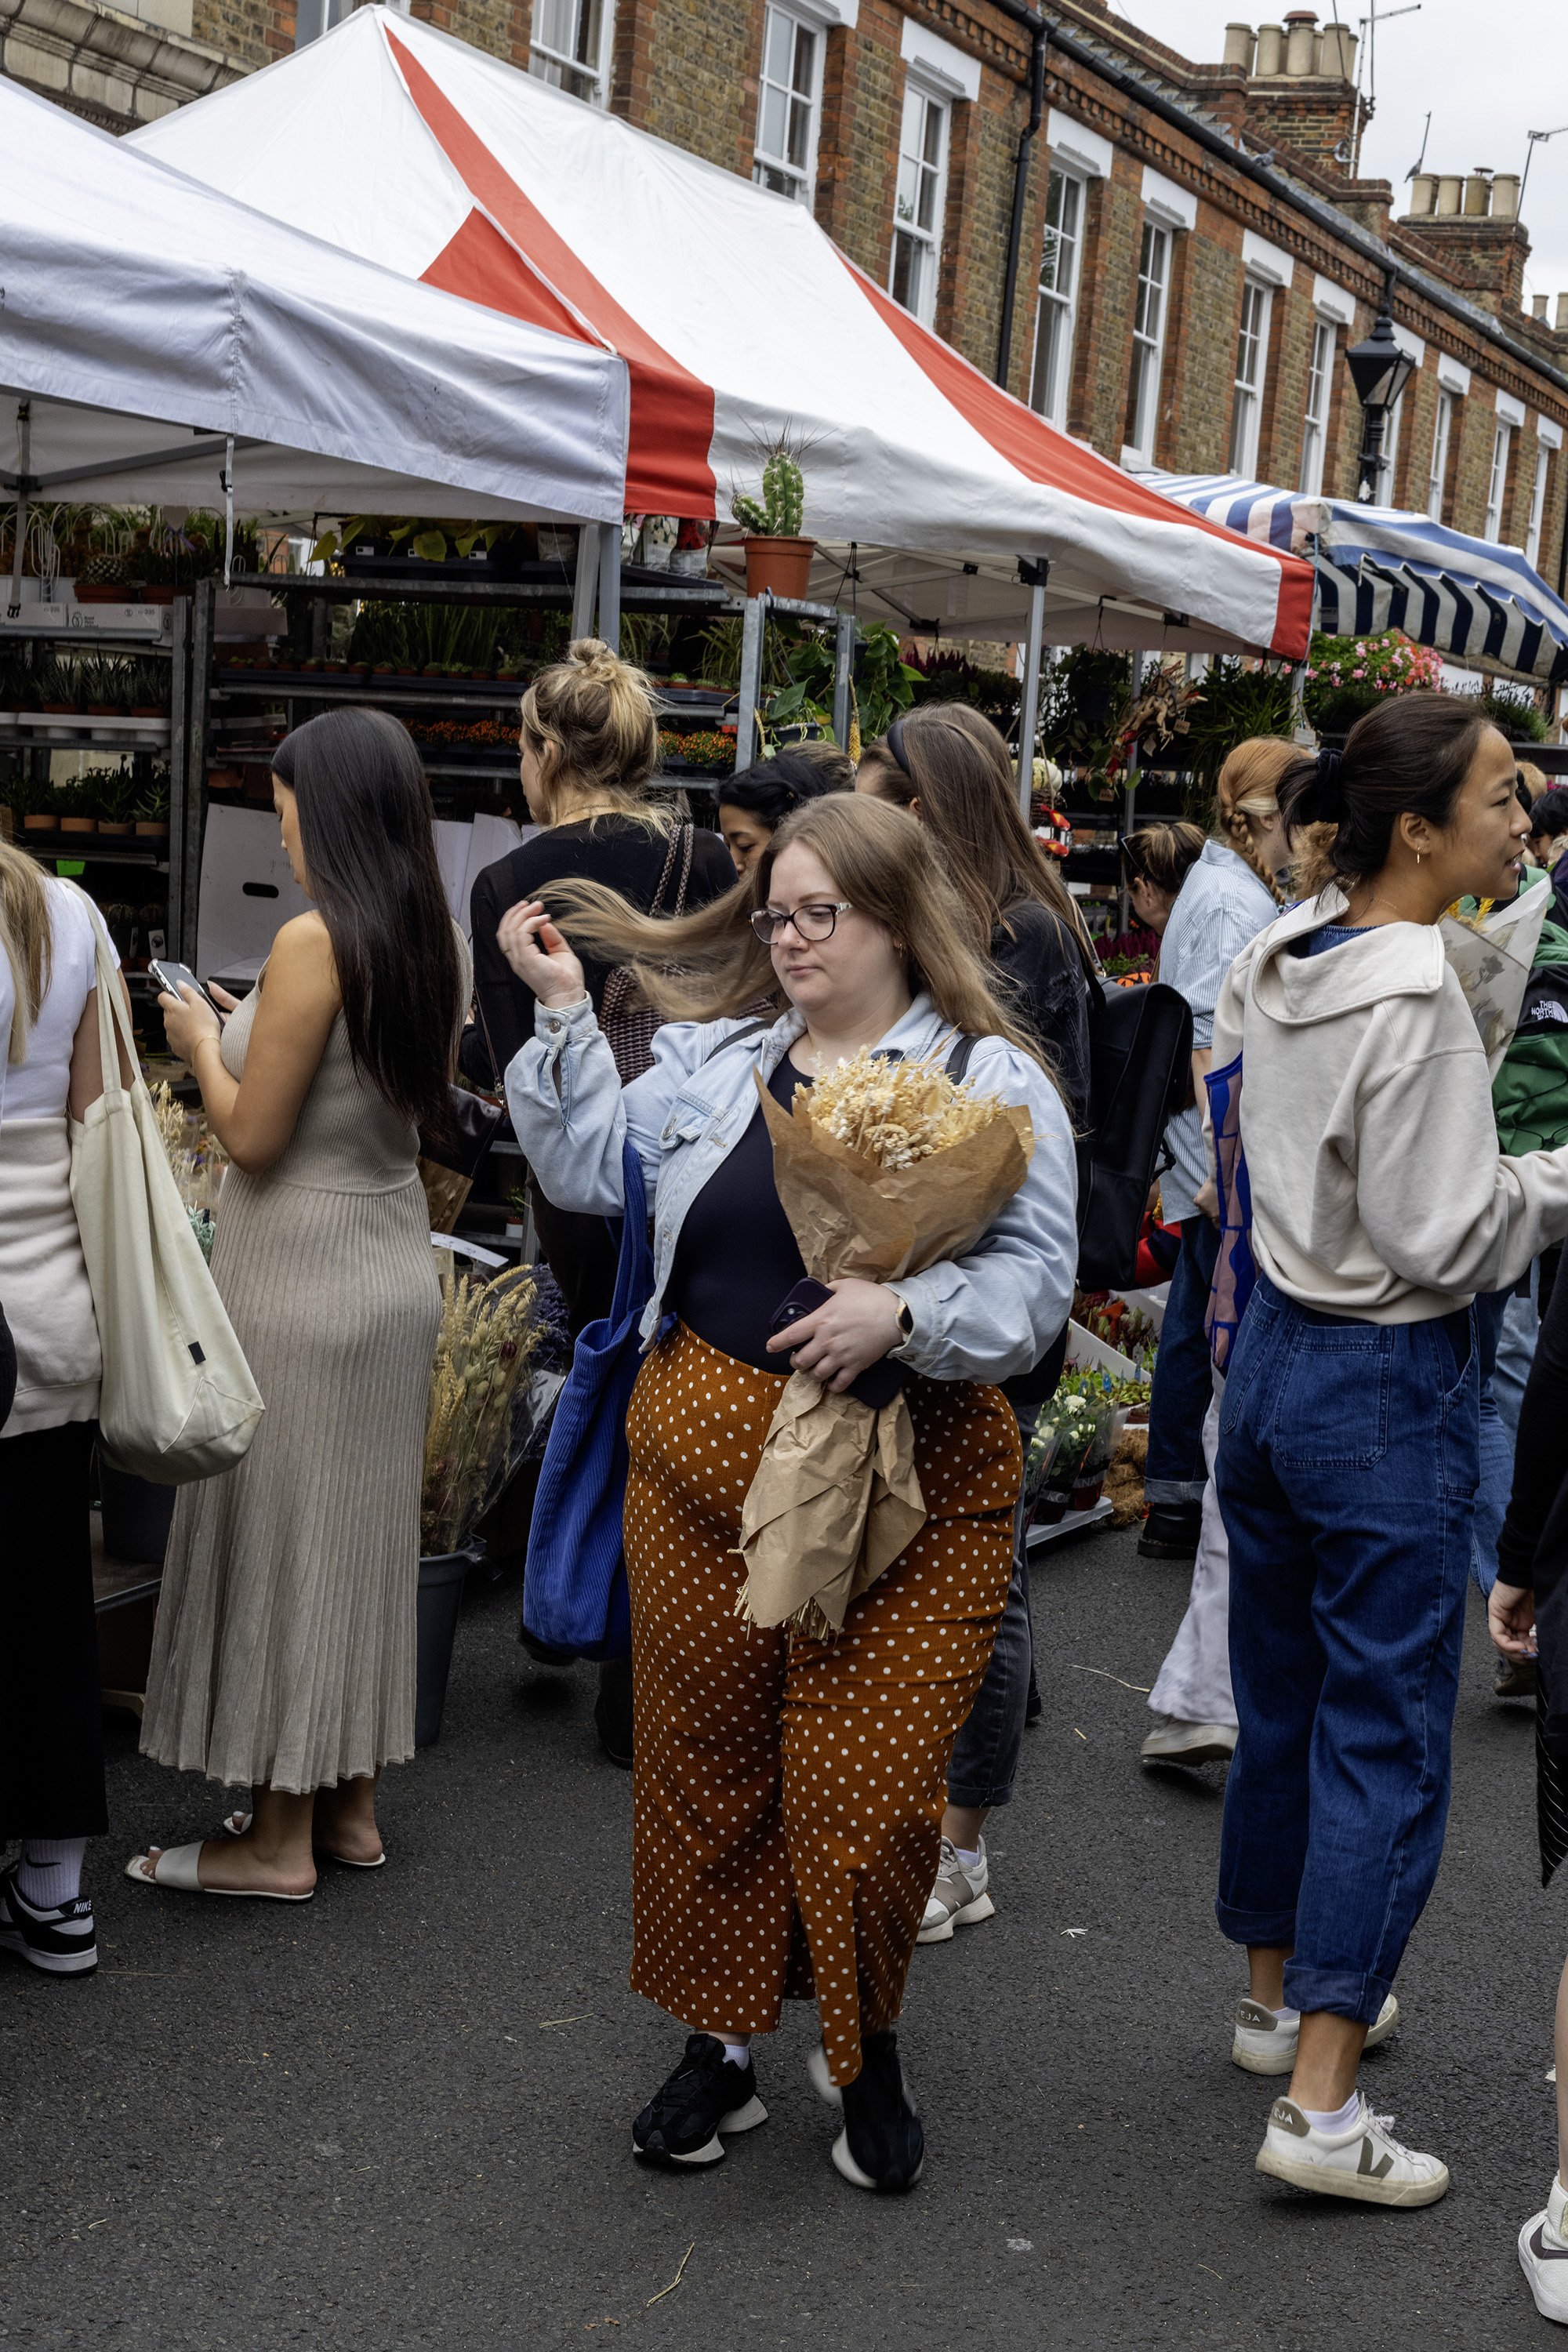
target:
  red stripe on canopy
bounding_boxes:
[387,25,717,517]
[423,207,590,347]
[844,258,1314,658]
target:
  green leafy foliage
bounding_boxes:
[1178,660,1296,792]
[907,649,1020,729]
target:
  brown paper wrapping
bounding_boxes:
[735,1073,1034,1635]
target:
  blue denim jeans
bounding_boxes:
[1145,1214,1221,1507]
[1470,1284,1514,1599]
[1214,1276,1479,2024]
[1494,1263,1541,1443]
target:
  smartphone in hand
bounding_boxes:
[148,959,224,1023]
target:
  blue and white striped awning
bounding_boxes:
[1138,470,1568,684]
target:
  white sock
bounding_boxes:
[954,1846,983,1871]
[17,1838,86,1910]
[1272,2005,1299,2023]
[718,2037,751,2069]
[1301,2091,1360,2134]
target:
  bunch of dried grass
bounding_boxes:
[807,1047,1007,1171]
[151,1079,228,1258]
[422,1257,542,1556]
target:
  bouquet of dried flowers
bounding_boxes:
[422,1258,547,1557]
[151,1080,227,1259]
[737,1046,1034,1635]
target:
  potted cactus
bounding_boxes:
[72,552,141,604]
[135,769,170,840]
[732,442,815,601]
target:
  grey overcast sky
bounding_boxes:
[1106,1,1568,313]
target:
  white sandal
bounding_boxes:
[222,1809,385,1870]
[123,1842,314,1900]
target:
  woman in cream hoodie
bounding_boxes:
[1212,692,1568,2210]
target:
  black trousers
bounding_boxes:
[0,1421,107,1840]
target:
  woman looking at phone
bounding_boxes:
[131,707,466,1902]
[499,793,1076,2194]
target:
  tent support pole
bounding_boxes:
[833,613,856,748]
[736,593,766,770]
[182,579,216,966]
[572,524,601,640]
[597,522,621,657]
[7,402,28,619]
[1015,561,1048,818]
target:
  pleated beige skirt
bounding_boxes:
[140,993,440,1793]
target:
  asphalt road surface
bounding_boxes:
[3,1526,1560,2350]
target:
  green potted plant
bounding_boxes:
[1302,630,1444,738]
[135,769,170,840]
[72,551,140,605]
[89,767,139,836]
[3,769,55,834]
[51,778,97,835]
[731,442,815,601]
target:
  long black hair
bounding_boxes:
[271,707,461,1142]
[1277,691,1501,891]
[718,746,853,829]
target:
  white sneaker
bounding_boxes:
[1519,2176,1568,2322]
[1232,1991,1399,2075]
[1255,2093,1448,2207]
[916,1836,993,1944]
[1141,1713,1236,1765]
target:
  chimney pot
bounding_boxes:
[1222,21,1257,71]
[1408,172,1437,216]
[1557,293,1568,332]
[1492,172,1521,221]
[1319,21,1355,75]
[1435,174,1463,216]
[1255,21,1286,73]
[1463,173,1493,216]
[1534,295,1550,321]
[1284,9,1318,73]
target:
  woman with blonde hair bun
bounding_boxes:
[498,791,1077,2190]
[465,637,735,1765]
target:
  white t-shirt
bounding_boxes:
[0,917,13,1130]
[5,880,120,1122]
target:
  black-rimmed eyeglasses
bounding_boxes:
[750,900,854,945]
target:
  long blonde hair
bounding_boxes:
[0,840,51,1063]
[1215,736,1298,904]
[519,637,670,830]
[543,793,1054,1082]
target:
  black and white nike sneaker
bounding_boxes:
[0,1863,98,1976]
[631,2034,767,2166]
[1519,2176,1568,2321]
[815,2029,924,2193]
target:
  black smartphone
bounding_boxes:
[767,1278,906,1411]
[149,959,223,1022]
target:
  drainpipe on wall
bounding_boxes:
[995,7,1047,389]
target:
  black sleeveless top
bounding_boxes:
[666,1055,812,1370]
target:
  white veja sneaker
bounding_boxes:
[917,1836,993,1944]
[1232,1991,1399,2075]
[1140,1713,1237,1766]
[1519,2176,1568,2322]
[1255,2094,1449,2207]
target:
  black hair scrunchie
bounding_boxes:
[1313,743,1346,822]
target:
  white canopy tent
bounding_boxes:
[133,7,1314,668]
[1,71,628,604]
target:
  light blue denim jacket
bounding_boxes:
[505,989,1079,1379]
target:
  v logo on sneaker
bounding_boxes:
[1357,2139,1395,2181]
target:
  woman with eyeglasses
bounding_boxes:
[498,793,1076,2194]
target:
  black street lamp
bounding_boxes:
[1345,285,1418,503]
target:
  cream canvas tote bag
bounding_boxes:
[67,891,263,1482]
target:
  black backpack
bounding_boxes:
[1074,981,1194,1291]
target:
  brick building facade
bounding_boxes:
[8,0,1567,586]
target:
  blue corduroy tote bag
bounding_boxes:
[521,1139,652,1661]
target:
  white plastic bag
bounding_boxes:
[67,891,263,1482]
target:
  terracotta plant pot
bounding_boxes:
[22,813,53,832]
[98,821,132,837]
[60,816,97,833]
[742,535,815,600]
[73,583,140,604]
[131,705,165,719]
[143,586,179,606]
[135,820,169,838]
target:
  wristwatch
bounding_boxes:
[894,1296,914,1343]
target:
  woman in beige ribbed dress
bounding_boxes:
[129,709,465,1902]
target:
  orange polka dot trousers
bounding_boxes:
[622,1321,1021,2086]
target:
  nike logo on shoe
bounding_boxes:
[1530,2224,1568,2262]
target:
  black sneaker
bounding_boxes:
[833,2030,924,2192]
[1138,1502,1203,1560]
[0,1863,97,1976]
[631,2034,767,2166]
